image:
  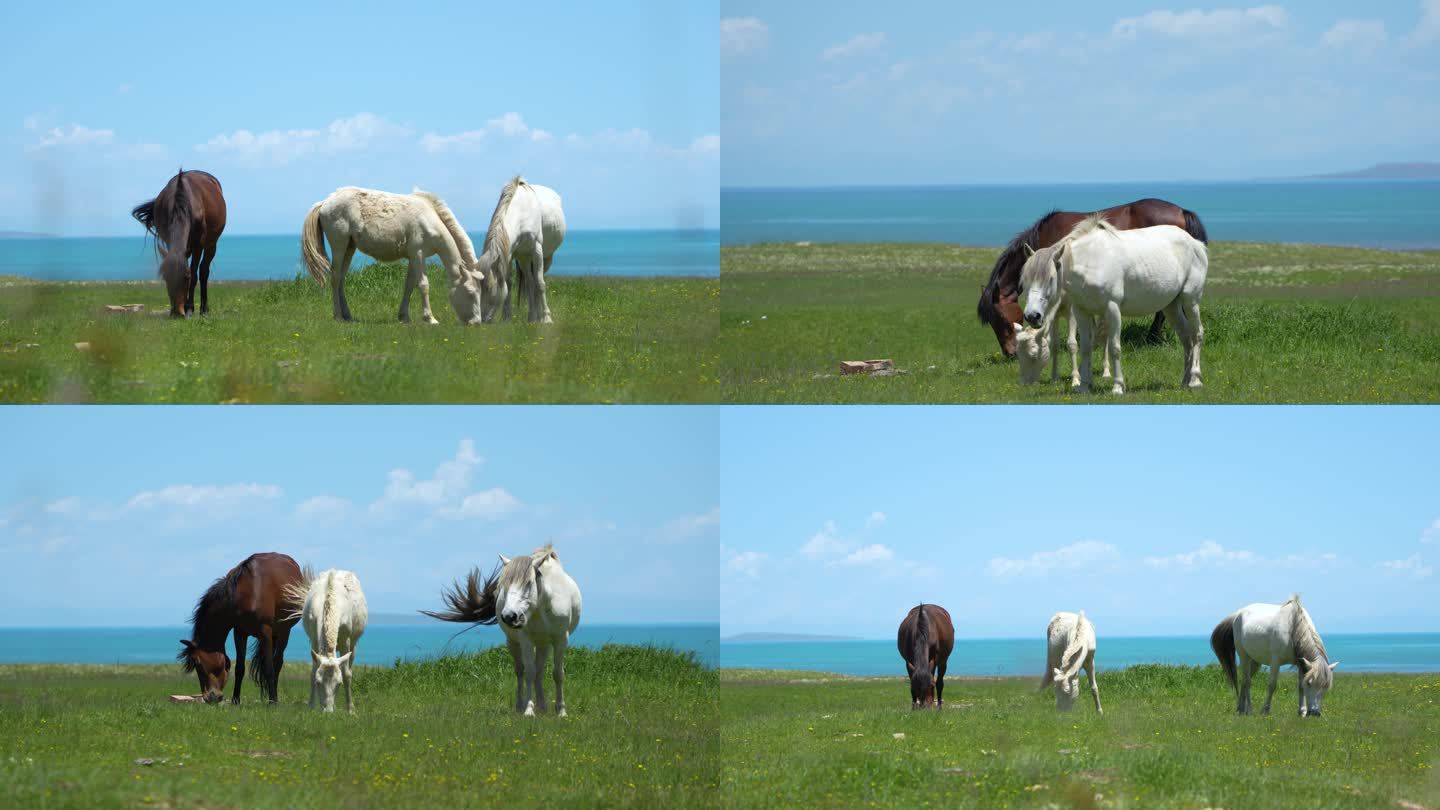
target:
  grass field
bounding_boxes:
[721,665,1440,809]
[721,242,1440,403]
[0,645,718,809]
[0,263,719,403]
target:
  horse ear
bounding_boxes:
[339,651,353,665]
[1023,244,1035,257]
[1053,668,1065,680]
[1302,656,1315,670]
[498,554,511,566]
[179,639,194,650]
[1012,322,1024,334]
[1054,243,1066,262]
[1328,661,1339,671]
[311,650,321,665]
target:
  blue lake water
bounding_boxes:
[721,181,1440,249]
[721,633,1440,676]
[0,623,719,669]
[0,229,719,281]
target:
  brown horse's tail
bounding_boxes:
[300,202,328,285]
[420,565,501,626]
[1210,612,1239,693]
[1182,208,1209,244]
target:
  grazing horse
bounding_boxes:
[475,176,566,323]
[300,187,491,324]
[1040,611,1102,713]
[285,568,368,713]
[977,198,1208,357]
[1013,285,1113,388]
[131,169,227,317]
[896,603,954,709]
[423,544,582,716]
[177,552,302,705]
[1020,216,1208,394]
[1211,594,1338,717]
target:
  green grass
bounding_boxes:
[721,241,1440,403]
[0,263,719,403]
[721,665,1440,809]
[0,645,719,809]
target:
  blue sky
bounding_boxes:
[2,1,718,235]
[722,1,1440,186]
[721,407,1439,639]
[0,407,718,626]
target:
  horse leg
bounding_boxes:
[231,631,248,705]
[502,261,515,322]
[198,242,217,315]
[505,636,528,713]
[553,638,568,718]
[343,644,356,713]
[935,657,947,710]
[1104,301,1124,394]
[532,644,550,713]
[1099,314,1112,380]
[1236,652,1254,714]
[1147,310,1167,345]
[1184,298,1204,389]
[1262,661,1279,715]
[309,653,318,710]
[331,240,356,321]
[271,624,291,703]
[256,625,276,704]
[1074,314,1094,394]
[415,253,439,325]
[1066,305,1082,388]
[398,251,423,323]
[533,251,553,323]
[186,250,201,316]
[1087,656,1102,714]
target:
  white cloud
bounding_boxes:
[688,134,721,156]
[822,32,887,61]
[1378,554,1434,578]
[721,17,768,56]
[197,112,410,166]
[1422,518,1440,544]
[124,484,282,512]
[987,540,1119,578]
[1412,0,1440,46]
[370,439,480,513]
[864,511,887,530]
[1112,6,1288,40]
[1144,540,1258,568]
[444,487,521,521]
[295,495,352,521]
[25,124,116,152]
[834,543,894,566]
[419,112,552,154]
[657,507,720,543]
[800,521,847,559]
[44,497,82,515]
[1321,19,1386,49]
[726,549,769,579]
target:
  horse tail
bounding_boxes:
[1210,612,1239,692]
[1182,208,1208,244]
[131,199,157,233]
[300,202,329,285]
[420,564,502,626]
[911,604,934,699]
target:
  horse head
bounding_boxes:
[1020,244,1064,328]
[910,665,936,709]
[496,552,549,630]
[1053,667,1080,711]
[1299,657,1339,717]
[310,650,353,712]
[1014,322,1049,384]
[178,639,230,704]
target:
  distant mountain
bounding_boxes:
[723,632,865,642]
[1301,162,1440,180]
[0,230,58,239]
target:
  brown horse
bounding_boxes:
[178,552,302,705]
[897,603,955,710]
[977,198,1208,357]
[132,169,227,318]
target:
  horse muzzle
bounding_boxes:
[1024,311,1044,328]
[203,691,225,705]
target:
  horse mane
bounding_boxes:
[177,554,251,670]
[281,564,315,624]
[413,189,480,272]
[1059,611,1089,677]
[1287,594,1330,679]
[1065,213,1114,241]
[478,175,525,276]
[978,211,1056,324]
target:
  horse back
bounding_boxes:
[237,552,303,625]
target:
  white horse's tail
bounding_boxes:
[1210,611,1240,692]
[300,203,328,285]
[414,190,492,294]
[1059,611,1090,678]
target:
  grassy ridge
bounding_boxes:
[721,665,1440,809]
[721,241,1440,403]
[0,263,719,403]
[0,645,719,809]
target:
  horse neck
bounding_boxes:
[1289,605,1326,663]
[192,602,232,650]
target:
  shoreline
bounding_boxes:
[721,239,1440,253]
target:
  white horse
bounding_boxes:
[301,187,491,324]
[1013,251,1111,386]
[284,568,368,713]
[475,176,566,323]
[1020,215,1207,394]
[1211,594,1338,717]
[424,544,582,717]
[1040,611,1102,713]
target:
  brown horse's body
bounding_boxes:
[178,552,302,705]
[132,169,227,317]
[897,603,955,709]
[977,198,1208,356]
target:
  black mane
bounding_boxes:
[977,210,1059,323]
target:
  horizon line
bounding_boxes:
[721,177,1440,193]
[722,630,1438,643]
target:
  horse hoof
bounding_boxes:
[1111,384,1125,395]
[1186,380,1203,390]
[557,708,568,718]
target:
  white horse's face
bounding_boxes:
[450,274,486,325]
[498,558,544,630]
[1300,658,1338,717]
[1015,323,1048,384]
[312,650,351,713]
[1021,248,1061,328]
[1054,668,1079,711]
